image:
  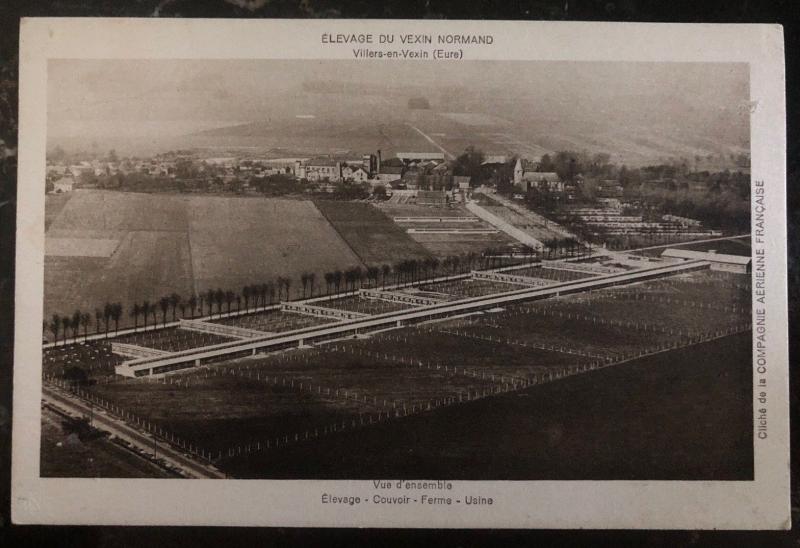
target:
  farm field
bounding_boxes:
[474,193,568,242]
[231,349,498,409]
[86,375,366,455]
[319,295,416,315]
[418,278,530,298]
[440,312,682,360]
[221,333,753,480]
[115,327,236,353]
[42,256,753,480]
[481,204,565,242]
[314,200,431,265]
[508,265,596,282]
[376,201,516,257]
[212,309,335,332]
[40,406,172,478]
[348,329,589,380]
[188,197,362,294]
[44,193,74,230]
[43,190,375,338]
[43,341,124,380]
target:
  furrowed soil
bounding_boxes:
[314,200,431,265]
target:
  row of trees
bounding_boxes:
[44,248,539,346]
[45,302,122,346]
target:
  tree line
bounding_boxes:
[42,250,530,346]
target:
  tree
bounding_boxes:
[141,301,151,329]
[71,310,81,340]
[64,366,89,389]
[366,265,379,288]
[178,299,187,320]
[206,289,216,316]
[224,291,236,314]
[333,270,343,294]
[130,303,141,331]
[214,289,225,316]
[61,316,71,344]
[283,278,292,300]
[354,266,364,289]
[159,296,170,326]
[452,146,485,184]
[110,303,122,334]
[300,273,310,298]
[373,185,388,200]
[169,293,180,321]
[188,295,198,318]
[103,303,113,336]
[79,312,91,341]
[307,272,316,297]
[95,308,103,334]
[381,264,391,288]
[344,269,356,292]
[324,272,334,295]
[242,286,252,311]
[49,314,61,345]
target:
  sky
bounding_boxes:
[47,59,749,156]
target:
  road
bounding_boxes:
[42,384,226,479]
[405,123,455,160]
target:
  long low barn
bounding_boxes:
[115,259,710,378]
[661,248,751,274]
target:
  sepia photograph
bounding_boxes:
[11,18,788,529]
[39,57,754,481]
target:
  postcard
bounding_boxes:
[12,18,789,528]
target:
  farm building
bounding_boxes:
[374,166,404,185]
[513,159,563,192]
[297,159,343,182]
[52,176,75,193]
[661,248,751,274]
[396,152,445,163]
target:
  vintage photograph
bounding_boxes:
[38,57,755,482]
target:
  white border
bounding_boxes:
[12,18,789,529]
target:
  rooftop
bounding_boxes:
[661,248,751,265]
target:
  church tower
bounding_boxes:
[513,157,524,185]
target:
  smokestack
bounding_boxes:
[377,149,382,173]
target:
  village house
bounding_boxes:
[373,165,404,186]
[52,176,75,193]
[346,166,370,183]
[297,159,343,182]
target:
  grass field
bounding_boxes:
[220,333,753,480]
[314,200,431,265]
